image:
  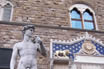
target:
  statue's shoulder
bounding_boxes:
[13,42,22,49]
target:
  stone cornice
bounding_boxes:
[0,21,104,33]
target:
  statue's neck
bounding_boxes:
[23,35,31,42]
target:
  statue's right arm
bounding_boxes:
[10,44,18,69]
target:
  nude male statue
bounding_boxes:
[10,25,47,69]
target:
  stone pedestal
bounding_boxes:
[52,57,70,69]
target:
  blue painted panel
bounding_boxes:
[92,41,104,55]
[52,40,84,60]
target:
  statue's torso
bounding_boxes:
[16,41,40,66]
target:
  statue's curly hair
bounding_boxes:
[22,25,35,34]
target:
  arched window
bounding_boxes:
[71,8,82,29]
[69,4,98,30]
[2,3,12,21]
[83,9,94,30]
[0,1,13,21]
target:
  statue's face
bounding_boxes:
[25,28,34,37]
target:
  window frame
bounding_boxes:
[70,8,83,29]
[83,9,95,30]
[0,1,13,21]
[69,4,98,30]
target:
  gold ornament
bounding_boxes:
[54,50,70,57]
[82,41,96,55]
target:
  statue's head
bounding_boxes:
[22,25,35,36]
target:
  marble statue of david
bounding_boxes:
[10,25,47,69]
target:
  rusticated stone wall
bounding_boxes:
[0,23,104,69]
[11,0,104,30]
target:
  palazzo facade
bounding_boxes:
[0,0,104,69]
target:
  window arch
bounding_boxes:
[0,1,13,21]
[71,8,82,29]
[83,9,94,30]
[69,4,98,30]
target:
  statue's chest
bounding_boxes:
[19,42,38,51]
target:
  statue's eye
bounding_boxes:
[30,29,33,31]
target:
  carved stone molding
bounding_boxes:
[69,4,95,14]
[82,40,96,55]
[0,0,7,6]
[51,32,104,46]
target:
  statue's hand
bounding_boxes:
[35,36,42,43]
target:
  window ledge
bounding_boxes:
[0,21,104,33]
